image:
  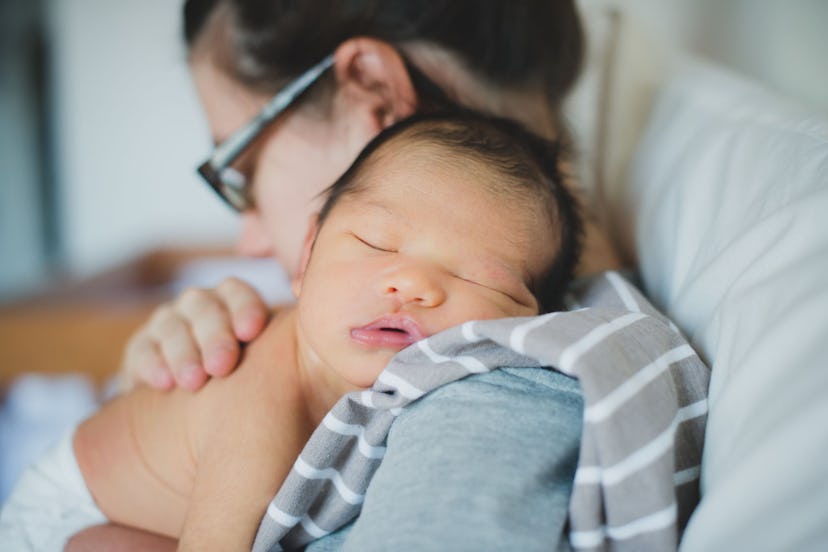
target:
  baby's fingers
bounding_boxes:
[215,278,269,342]
[177,288,240,378]
[149,304,207,391]
[122,334,174,391]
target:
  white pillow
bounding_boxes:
[626,59,828,550]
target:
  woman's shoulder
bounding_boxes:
[576,215,625,276]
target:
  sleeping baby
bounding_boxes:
[0,109,583,550]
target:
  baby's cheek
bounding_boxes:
[343,352,394,390]
[448,301,513,326]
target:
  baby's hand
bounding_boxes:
[121,277,268,391]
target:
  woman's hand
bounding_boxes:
[121,278,269,391]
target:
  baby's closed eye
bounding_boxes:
[454,273,531,307]
[351,232,397,253]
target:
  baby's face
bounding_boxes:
[294,144,556,389]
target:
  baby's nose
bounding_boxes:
[381,264,447,308]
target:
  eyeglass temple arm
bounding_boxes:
[209,54,336,170]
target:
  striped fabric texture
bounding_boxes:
[253,271,710,551]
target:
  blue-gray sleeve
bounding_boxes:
[306,367,583,552]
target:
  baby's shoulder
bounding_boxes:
[190,312,304,447]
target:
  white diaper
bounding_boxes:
[0,428,106,551]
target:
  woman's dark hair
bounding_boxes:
[183,0,584,119]
[317,110,584,312]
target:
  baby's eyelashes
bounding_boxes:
[352,233,396,253]
[455,273,534,308]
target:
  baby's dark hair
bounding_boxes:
[317,110,583,312]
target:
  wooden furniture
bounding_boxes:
[0,247,230,390]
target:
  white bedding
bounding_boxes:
[626,59,828,550]
[0,374,98,504]
[567,3,828,547]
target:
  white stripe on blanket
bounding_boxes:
[252,271,710,551]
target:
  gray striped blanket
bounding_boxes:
[253,271,710,551]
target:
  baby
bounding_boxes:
[0,110,582,550]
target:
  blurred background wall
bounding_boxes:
[47,0,240,279]
[1,0,239,301]
[1,0,826,301]
[618,0,828,115]
[1,0,50,299]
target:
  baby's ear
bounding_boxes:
[291,213,319,298]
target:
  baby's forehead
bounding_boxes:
[360,137,546,215]
[360,136,507,194]
[352,142,555,243]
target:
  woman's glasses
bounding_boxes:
[196,52,451,213]
[197,54,335,212]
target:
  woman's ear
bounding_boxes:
[291,214,319,298]
[332,38,418,132]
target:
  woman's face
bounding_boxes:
[190,58,371,278]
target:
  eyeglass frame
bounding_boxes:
[197,54,335,212]
[196,51,452,213]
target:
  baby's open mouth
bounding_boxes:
[350,316,426,348]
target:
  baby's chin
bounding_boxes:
[339,353,401,391]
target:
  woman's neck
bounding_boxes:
[401,41,558,140]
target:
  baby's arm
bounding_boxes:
[65,524,177,552]
[75,385,195,537]
[177,319,309,551]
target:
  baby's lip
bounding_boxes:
[350,315,427,349]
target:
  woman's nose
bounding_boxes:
[235,212,273,258]
[381,263,447,308]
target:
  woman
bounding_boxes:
[123,0,621,392]
[73,0,614,549]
